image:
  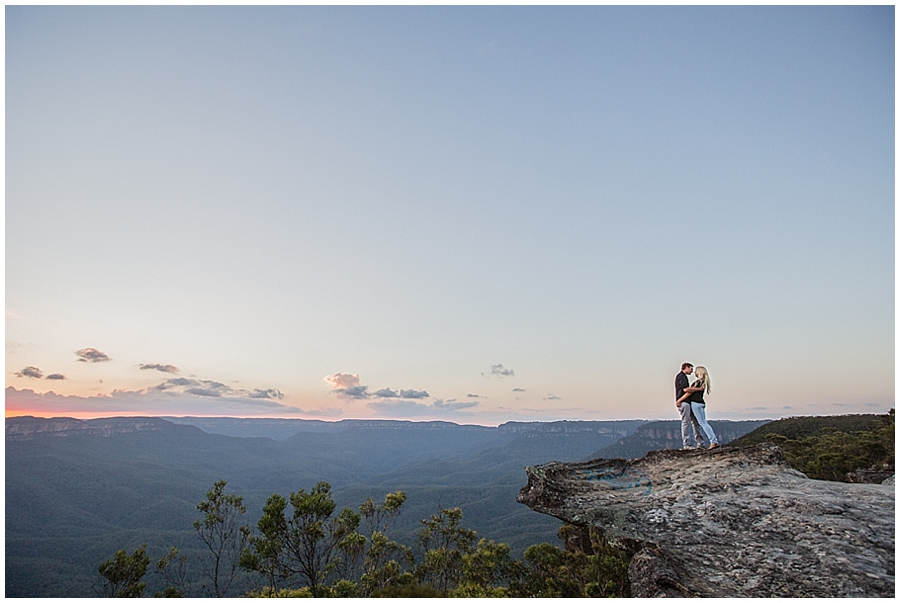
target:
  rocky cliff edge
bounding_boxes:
[518,443,894,597]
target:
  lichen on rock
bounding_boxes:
[518,443,895,597]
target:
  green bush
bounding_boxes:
[734,411,894,482]
[505,526,631,598]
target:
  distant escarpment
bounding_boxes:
[5,416,178,440]
[519,443,894,597]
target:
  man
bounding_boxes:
[675,362,707,450]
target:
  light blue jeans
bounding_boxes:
[691,403,719,445]
[679,402,707,448]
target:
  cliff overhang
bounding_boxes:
[518,443,894,597]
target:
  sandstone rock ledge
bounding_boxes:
[517,443,894,597]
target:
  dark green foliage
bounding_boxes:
[95,544,151,597]
[241,495,632,598]
[93,480,636,598]
[506,525,631,598]
[729,411,894,482]
[729,413,887,447]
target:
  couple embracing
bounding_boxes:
[674,362,719,450]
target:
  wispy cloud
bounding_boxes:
[367,397,479,417]
[326,373,430,401]
[76,348,110,363]
[140,363,180,374]
[512,388,526,392]
[45,373,67,380]
[185,387,223,397]
[16,366,43,379]
[373,388,429,399]
[5,386,311,417]
[155,378,197,390]
[434,399,478,410]
[483,363,515,378]
[154,378,284,401]
[467,393,483,398]
[543,394,561,401]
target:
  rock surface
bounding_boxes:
[518,443,894,597]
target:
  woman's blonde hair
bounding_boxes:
[694,366,712,394]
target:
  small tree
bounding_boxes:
[243,481,360,597]
[194,480,251,597]
[357,491,413,595]
[244,485,413,597]
[286,482,359,596]
[95,544,151,597]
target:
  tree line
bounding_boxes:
[727,410,895,482]
[95,480,631,598]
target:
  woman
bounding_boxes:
[676,366,719,450]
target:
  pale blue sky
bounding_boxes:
[6,6,894,423]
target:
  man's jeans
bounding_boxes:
[691,403,719,445]
[679,402,708,448]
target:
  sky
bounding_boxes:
[5,5,895,425]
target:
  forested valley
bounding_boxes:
[97,479,634,597]
[7,417,643,596]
